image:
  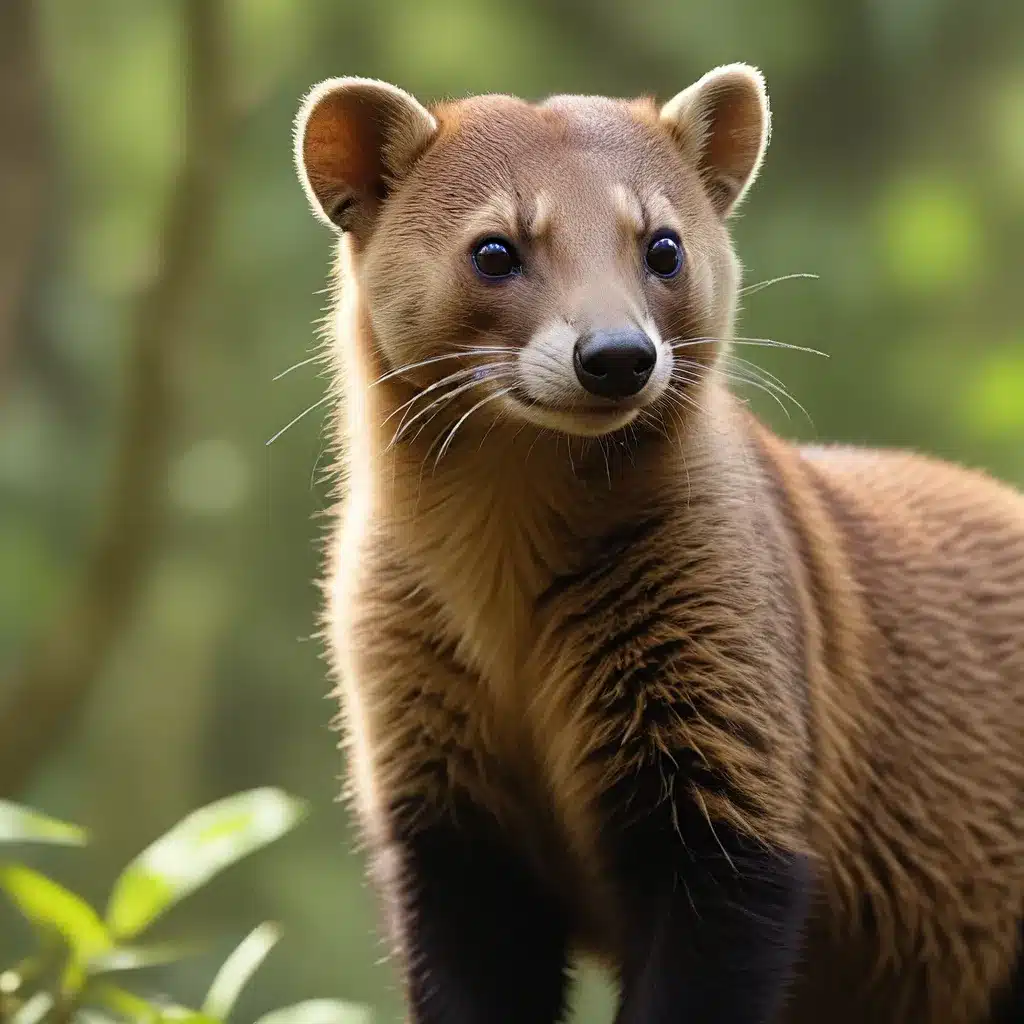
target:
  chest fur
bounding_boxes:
[391,457,582,693]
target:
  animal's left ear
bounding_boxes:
[659,63,771,217]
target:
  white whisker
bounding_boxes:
[718,363,812,425]
[273,354,322,381]
[265,394,331,446]
[727,354,790,392]
[669,345,812,426]
[395,371,515,449]
[739,272,819,297]
[383,361,511,430]
[433,388,513,468]
[371,348,506,387]
[669,336,828,358]
[476,401,511,452]
[722,367,793,421]
[390,376,493,448]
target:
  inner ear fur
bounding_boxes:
[659,63,771,217]
[294,77,438,234]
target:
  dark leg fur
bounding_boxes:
[605,771,811,1024]
[387,798,571,1024]
[990,920,1023,1023]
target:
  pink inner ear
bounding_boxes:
[704,82,763,186]
[303,90,386,212]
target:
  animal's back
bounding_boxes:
[784,443,1024,1023]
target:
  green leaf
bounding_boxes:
[87,941,205,976]
[0,800,88,847]
[0,864,111,961]
[202,922,280,1020]
[11,992,54,1024]
[253,1001,373,1024]
[105,788,308,940]
[87,984,219,1024]
[85,983,162,1023]
[152,1011,220,1024]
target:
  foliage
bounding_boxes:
[0,791,369,1024]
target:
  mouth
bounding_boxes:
[507,386,619,416]
[503,387,645,437]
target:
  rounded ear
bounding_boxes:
[659,63,771,218]
[293,77,438,234]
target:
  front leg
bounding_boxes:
[344,554,572,1022]
[610,776,811,1024]
[384,795,571,1024]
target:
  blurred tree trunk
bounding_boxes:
[0,0,47,396]
[86,560,233,861]
[0,0,232,798]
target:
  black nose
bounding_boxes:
[573,328,657,399]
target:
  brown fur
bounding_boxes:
[294,68,1024,1022]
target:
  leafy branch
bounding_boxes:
[0,788,369,1024]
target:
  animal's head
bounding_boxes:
[294,66,769,439]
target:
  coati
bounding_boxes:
[292,64,1024,1023]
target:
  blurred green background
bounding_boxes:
[1,0,1022,1020]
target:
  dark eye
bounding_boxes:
[471,237,522,279]
[644,231,684,278]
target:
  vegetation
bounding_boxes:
[0,791,368,1024]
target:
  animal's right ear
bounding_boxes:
[294,77,438,235]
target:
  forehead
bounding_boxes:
[409,94,686,218]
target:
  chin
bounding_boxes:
[502,394,644,438]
